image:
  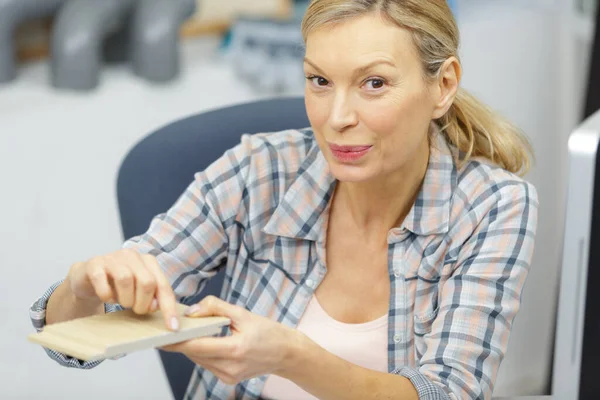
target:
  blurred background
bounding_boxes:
[1,0,597,398]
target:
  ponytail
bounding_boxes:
[438,88,534,176]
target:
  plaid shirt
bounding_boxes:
[30,127,538,400]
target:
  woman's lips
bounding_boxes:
[328,143,373,163]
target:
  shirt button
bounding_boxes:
[393,268,401,278]
[393,334,403,343]
[306,279,315,289]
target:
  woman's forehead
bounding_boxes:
[304,15,418,70]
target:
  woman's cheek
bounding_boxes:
[305,93,329,128]
[358,100,404,137]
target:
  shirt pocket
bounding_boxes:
[412,276,441,361]
[413,301,440,360]
[412,273,440,321]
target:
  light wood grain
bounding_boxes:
[179,0,293,37]
[28,303,230,361]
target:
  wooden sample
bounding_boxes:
[181,0,293,37]
[15,19,54,62]
[27,303,230,362]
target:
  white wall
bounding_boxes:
[1,2,589,398]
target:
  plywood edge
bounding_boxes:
[27,330,106,361]
[105,325,225,358]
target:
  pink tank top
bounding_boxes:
[261,295,389,400]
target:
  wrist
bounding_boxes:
[277,328,311,380]
[46,277,104,325]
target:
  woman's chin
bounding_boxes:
[329,164,375,183]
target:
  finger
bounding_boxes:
[85,259,115,303]
[150,298,159,312]
[199,360,243,386]
[162,336,237,358]
[185,296,244,322]
[141,254,179,331]
[123,252,157,315]
[181,359,236,386]
[158,344,240,384]
[105,260,135,308]
[197,362,238,385]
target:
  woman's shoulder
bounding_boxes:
[449,157,539,234]
[432,131,538,218]
[455,157,538,202]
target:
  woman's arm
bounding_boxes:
[397,180,538,399]
[30,134,257,367]
[163,296,421,399]
[281,333,419,400]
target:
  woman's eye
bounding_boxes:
[308,76,329,87]
[366,79,385,90]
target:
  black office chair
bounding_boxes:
[116,97,310,400]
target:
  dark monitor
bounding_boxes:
[585,1,600,120]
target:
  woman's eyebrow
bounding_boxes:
[303,57,326,75]
[303,57,397,78]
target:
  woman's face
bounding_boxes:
[304,14,447,183]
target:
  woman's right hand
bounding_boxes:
[66,248,179,331]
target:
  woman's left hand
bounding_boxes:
[161,296,299,385]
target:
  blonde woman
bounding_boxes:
[31,1,538,399]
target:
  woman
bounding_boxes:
[30,1,538,399]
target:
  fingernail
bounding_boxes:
[150,299,158,311]
[171,316,179,331]
[185,305,201,316]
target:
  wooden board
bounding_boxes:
[27,303,230,361]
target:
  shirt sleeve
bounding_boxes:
[120,133,254,303]
[394,180,539,400]
[29,134,256,368]
[29,279,124,368]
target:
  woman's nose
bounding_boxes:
[328,93,358,132]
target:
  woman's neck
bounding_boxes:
[334,141,430,239]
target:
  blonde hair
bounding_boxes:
[301,0,533,175]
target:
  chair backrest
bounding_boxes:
[116,96,310,400]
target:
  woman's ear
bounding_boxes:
[431,57,461,119]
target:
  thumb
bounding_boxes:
[184,295,244,322]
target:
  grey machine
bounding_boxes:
[0,0,195,89]
[50,0,196,90]
[0,0,66,84]
[551,110,600,400]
